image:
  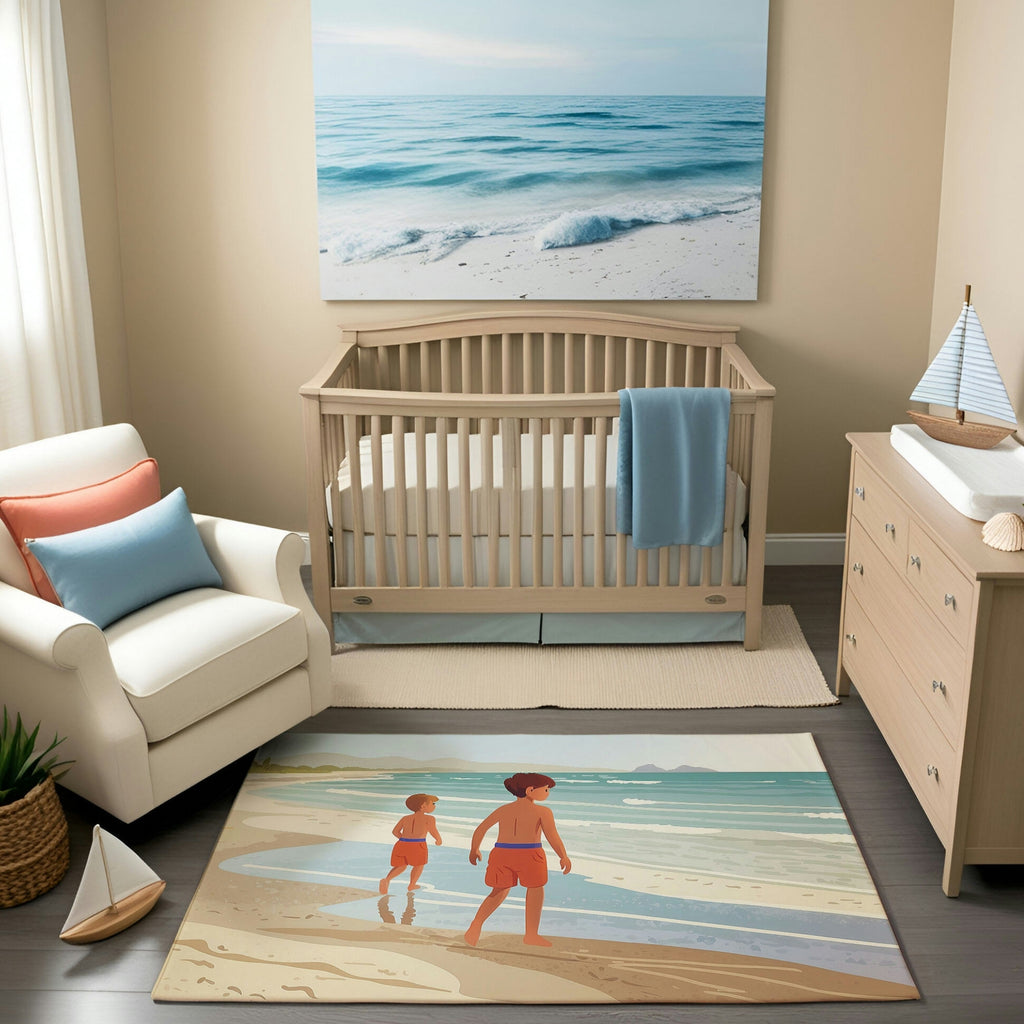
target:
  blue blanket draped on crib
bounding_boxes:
[616,387,731,549]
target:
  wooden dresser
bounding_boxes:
[837,433,1024,896]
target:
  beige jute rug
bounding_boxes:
[330,605,837,709]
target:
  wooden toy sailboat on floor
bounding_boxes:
[59,825,165,944]
[907,285,1018,449]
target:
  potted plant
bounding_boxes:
[0,708,73,908]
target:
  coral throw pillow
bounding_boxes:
[0,458,161,603]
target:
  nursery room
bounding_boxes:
[2,0,1024,1019]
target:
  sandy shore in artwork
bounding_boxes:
[320,206,760,301]
[230,780,885,918]
[152,776,917,1005]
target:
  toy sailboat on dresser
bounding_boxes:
[907,285,1018,449]
[59,825,165,944]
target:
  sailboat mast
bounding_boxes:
[955,283,971,425]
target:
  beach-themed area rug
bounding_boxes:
[152,733,918,1005]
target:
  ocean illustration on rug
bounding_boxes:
[153,734,918,1004]
[312,1,768,300]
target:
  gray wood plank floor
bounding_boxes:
[4,566,1022,1023]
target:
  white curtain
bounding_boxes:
[0,0,101,449]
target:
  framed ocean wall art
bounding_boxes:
[312,1,769,301]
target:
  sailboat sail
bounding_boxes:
[910,303,1017,425]
[60,826,162,934]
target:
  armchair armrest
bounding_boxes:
[0,580,107,670]
[192,514,306,605]
[193,515,331,713]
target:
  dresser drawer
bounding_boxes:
[847,519,966,744]
[842,592,955,840]
[850,456,909,573]
[905,521,975,647]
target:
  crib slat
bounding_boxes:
[701,546,712,587]
[553,417,564,587]
[705,346,718,387]
[419,341,431,391]
[483,418,498,587]
[637,548,648,587]
[392,415,408,587]
[604,335,615,391]
[563,333,573,393]
[645,338,657,388]
[399,344,410,391]
[502,333,513,394]
[441,338,452,393]
[502,418,521,587]
[460,336,472,394]
[414,418,429,587]
[531,417,543,587]
[327,416,345,588]
[543,333,554,394]
[482,335,493,394]
[594,416,608,587]
[625,338,637,387]
[376,347,390,391]
[616,534,626,588]
[678,544,691,588]
[344,414,365,588]
[685,345,696,387]
[459,418,474,587]
[584,335,596,393]
[573,417,584,586]
[437,417,451,588]
[659,547,670,587]
[665,343,677,387]
[721,469,737,587]
[370,416,387,586]
[523,332,533,393]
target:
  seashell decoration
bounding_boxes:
[981,512,1024,552]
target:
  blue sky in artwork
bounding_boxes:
[311,0,769,96]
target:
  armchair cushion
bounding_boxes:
[0,457,160,602]
[27,488,222,628]
[106,587,308,742]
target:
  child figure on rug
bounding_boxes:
[464,772,571,947]
[379,794,442,894]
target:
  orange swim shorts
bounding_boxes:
[485,843,548,889]
[390,838,428,867]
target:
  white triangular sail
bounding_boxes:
[60,826,162,933]
[911,303,1017,425]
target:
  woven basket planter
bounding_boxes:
[0,775,70,908]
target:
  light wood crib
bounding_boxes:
[301,310,774,650]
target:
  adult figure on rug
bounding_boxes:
[464,772,571,947]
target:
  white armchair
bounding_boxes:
[0,424,331,822]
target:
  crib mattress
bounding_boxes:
[331,429,747,538]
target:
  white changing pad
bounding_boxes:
[890,423,1024,521]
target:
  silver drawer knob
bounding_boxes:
[845,633,856,644]
[854,486,865,499]
[851,562,863,575]
[909,555,921,568]
[932,679,947,695]
[944,593,956,608]
[927,764,939,780]
[885,522,896,534]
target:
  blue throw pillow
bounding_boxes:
[26,487,222,628]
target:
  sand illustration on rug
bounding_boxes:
[152,733,919,1004]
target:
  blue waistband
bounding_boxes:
[494,842,543,849]
[398,837,427,842]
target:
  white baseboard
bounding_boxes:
[765,533,846,566]
[297,531,846,568]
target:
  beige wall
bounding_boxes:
[65,0,954,534]
[930,0,1024,433]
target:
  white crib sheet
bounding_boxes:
[331,429,748,540]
